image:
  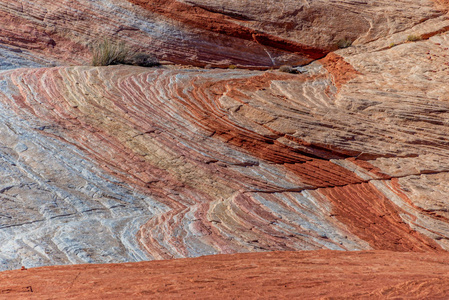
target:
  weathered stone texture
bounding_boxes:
[0,0,449,284]
[0,0,445,68]
[2,251,449,299]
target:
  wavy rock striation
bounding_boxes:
[0,86,168,270]
[0,0,445,68]
[0,65,373,265]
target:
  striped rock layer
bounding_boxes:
[1,0,449,271]
[0,0,446,69]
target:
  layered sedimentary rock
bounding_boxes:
[2,251,449,299]
[0,90,167,269]
[0,0,445,68]
[0,0,449,279]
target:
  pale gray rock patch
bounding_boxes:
[0,101,169,271]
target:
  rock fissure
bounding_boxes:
[240,169,449,194]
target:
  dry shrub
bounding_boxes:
[279,65,298,74]
[336,39,352,49]
[407,34,422,42]
[91,39,128,66]
[91,39,159,67]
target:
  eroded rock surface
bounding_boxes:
[0,92,169,269]
[0,0,449,284]
[0,0,445,68]
[2,251,449,299]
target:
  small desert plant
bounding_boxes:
[228,65,237,69]
[389,42,396,48]
[407,34,422,42]
[336,39,352,49]
[91,39,129,66]
[91,39,159,67]
[278,65,298,74]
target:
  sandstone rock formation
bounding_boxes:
[0,0,446,68]
[1,0,449,297]
[2,251,449,299]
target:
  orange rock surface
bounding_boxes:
[2,1,449,298]
[0,0,446,68]
[2,251,449,299]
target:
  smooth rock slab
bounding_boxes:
[2,251,449,299]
